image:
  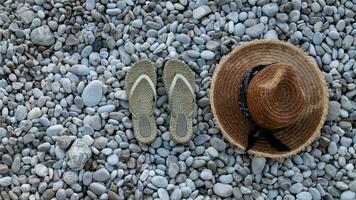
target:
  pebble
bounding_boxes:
[171,188,182,200]
[262,3,279,17]
[93,168,110,182]
[70,64,90,76]
[290,183,303,194]
[0,177,12,186]
[313,32,323,45]
[213,183,233,197]
[89,182,106,195]
[46,125,63,137]
[86,0,95,10]
[200,169,213,180]
[252,157,266,174]
[201,50,215,60]
[30,25,55,46]
[327,101,340,121]
[33,164,48,177]
[296,192,312,200]
[193,5,211,19]
[15,105,27,121]
[67,139,92,171]
[63,171,79,185]
[82,80,103,107]
[151,176,168,188]
[27,107,42,119]
[245,23,264,38]
[158,188,169,199]
[340,191,356,200]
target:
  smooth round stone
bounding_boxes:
[82,80,103,107]
[70,64,90,76]
[107,154,119,166]
[262,3,279,17]
[27,107,42,119]
[30,25,55,46]
[46,125,63,137]
[234,23,245,37]
[158,188,169,199]
[93,168,110,182]
[63,171,79,185]
[245,23,264,38]
[213,183,233,197]
[296,192,312,200]
[309,188,321,200]
[33,164,48,177]
[15,105,28,121]
[252,157,266,174]
[200,50,215,60]
[313,32,323,45]
[340,191,356,200]
[170,188,182,200]
[89,182,106,195]
[264,30,278,39]
[328,31,340,40]
[200,169,213,180]
[0,177,12,186]
[290,183,303,194]
[176,34,191,44]
[151,176,168,188]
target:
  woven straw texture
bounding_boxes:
[210,40,328,158]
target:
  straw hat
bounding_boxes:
[210,40,328,158]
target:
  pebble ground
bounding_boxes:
[0,0,355,200]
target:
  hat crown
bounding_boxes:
[247,63,306,129]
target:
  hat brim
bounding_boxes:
[210,40,328,158]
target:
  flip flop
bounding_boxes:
[125,59,157,144]
[163,60,196,143]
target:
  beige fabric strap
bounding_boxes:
[129,74,156,117]
[168,73,195,99]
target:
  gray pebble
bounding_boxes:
[213,183,233,197]
[82,80,103,107]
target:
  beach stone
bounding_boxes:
[193,5,211,19]
[46,125,63,137]
[28,107,42,119]
[63,171,79,185]
[70,65,90,76]
[67,139,92,171]
[82,80,103,106]
[15,105,27,121]
[89,182,106,195]
[0,177,12,186]
[86,0,95,10]
[170,188,182,200]
[34,164,48,177]
[296,192,312,200]
[340,191,356,200]
[290,183,303,194]
[213,183,233,197]
[158,188,169,199]
[327,101,340,121]
[309,188,321,200]
[200,169,213,180]
[201,50,215,60]
[234,23,245,37]
[30,25,55,46]
[151,176,168,188]
[176,34,191,44]
[252,157,266,174]
[93,168,110,182]
[245,23,264,38]
[262,3,279,17]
